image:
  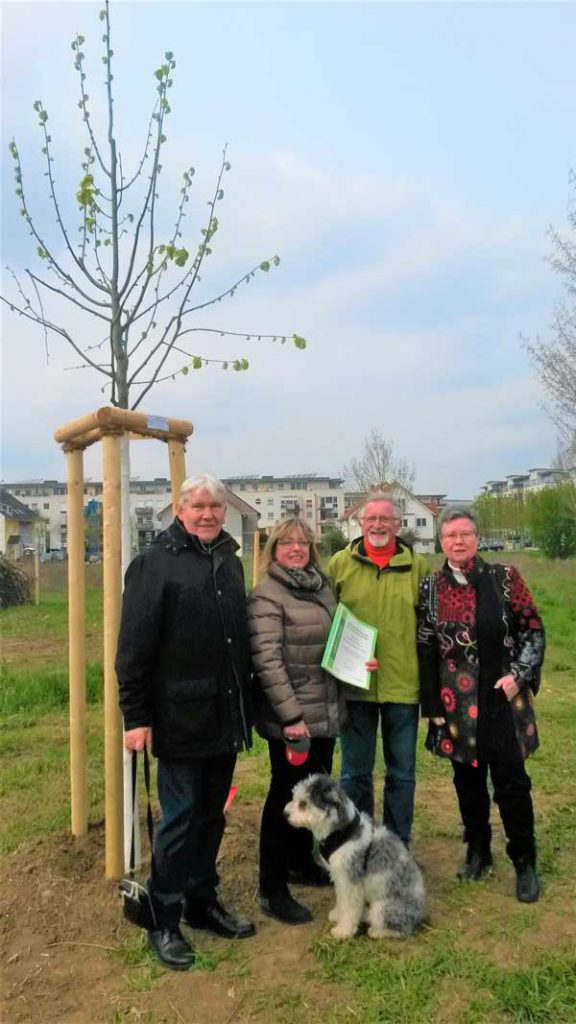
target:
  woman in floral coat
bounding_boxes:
[417,508,545,903]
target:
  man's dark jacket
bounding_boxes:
[116,518,252,760]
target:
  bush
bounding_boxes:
[526,483,576,559]
[0,556,32,608]
[398,527,419,549]
[319,527,348,556]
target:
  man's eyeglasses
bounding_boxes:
[443,532,477,541]
[276,539,310,548]
[361,516,398,525]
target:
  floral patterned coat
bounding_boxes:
[417,557,545,764]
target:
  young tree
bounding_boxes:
[343,429,416,493]
[2,1,306,412]
[523,173,576,459]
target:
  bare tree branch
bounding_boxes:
[344,429,416,493]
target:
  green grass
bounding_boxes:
[0,584,103,646]
[310,938,576,1024]
[0,660,104,715]
[1,555,575,1023]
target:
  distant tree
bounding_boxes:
[2,0,306,412]
[320,527,348,556]
[474,491,529,541]
[526,483,576,559]
[523,173,576,459]
[344,430,415,493]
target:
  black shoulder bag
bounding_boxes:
[118,748,157,930]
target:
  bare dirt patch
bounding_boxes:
[2,772,574,1024]
[1,798,355,1024]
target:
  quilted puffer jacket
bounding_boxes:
[247,563,343,739]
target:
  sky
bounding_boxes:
[2,0,575,498]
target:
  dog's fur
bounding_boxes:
[285,774,425,940]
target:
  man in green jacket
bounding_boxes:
[329,495,427,844]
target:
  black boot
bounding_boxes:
[260,887,312,925]
[514,854,540,903]
[456,828,493,881]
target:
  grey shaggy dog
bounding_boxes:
[285,774,425,940]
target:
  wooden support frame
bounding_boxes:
[55,408,193,880]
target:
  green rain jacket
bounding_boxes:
[328,537,428,704]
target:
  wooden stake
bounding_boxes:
[252,530,260,588]
[66,448,88,837]
[168,439,187,508]
[102,432,124,880]
[33,547,40,607]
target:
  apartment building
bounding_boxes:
[4,478,259,555]
[221,474,345,539]
[5,478,174,553]
[481,467,575,497]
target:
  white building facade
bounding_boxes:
[221,474,345,540]
[4,478,259,556]
[481,467,575,497]
[341,483,438,554]
[5,478,174,553]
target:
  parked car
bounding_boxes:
[478,538,505,551]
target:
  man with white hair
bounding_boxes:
[329,494,427,846]
[116,474,255,970]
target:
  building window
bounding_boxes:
[416,517,427,527]
[403,518,408,528]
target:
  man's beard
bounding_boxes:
[367,531,391,548]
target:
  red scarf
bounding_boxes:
[364,536,396,568]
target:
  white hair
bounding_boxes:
[357,493,400,519]
[179,474,227,505]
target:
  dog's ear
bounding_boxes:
[308,774,343,814]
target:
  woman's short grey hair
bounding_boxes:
[179,474,227,505]
[437,506,479,535]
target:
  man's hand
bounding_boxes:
[430,717,446,726]
[124,727,152,752]
[365,658,379,672]
[494,674,520,701]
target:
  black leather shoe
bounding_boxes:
[288,862,331,887]
[147,927,195,970]
[456,849,493,881]
[183,899,256,938]
[260,892,312,925]
[515,859,540,903]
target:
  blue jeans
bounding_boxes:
[149,755,236,927]
[340,701,418,844]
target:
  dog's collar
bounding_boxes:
[319,810,362,861]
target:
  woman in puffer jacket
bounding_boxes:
[248,517,342,925]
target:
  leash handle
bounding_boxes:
[129,748,154,876]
